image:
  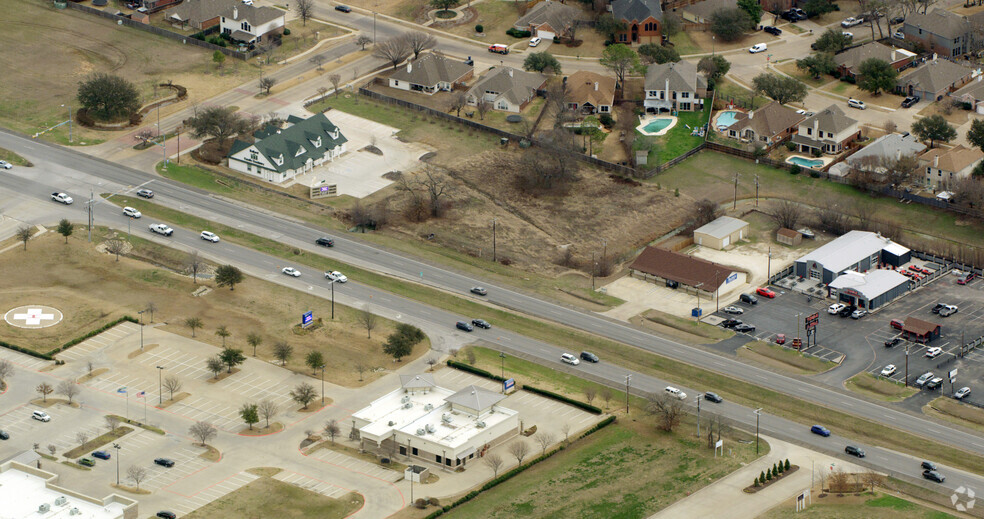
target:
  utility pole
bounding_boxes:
[754,175,759,206]
[492,218,497,263]
[767,246,772,282]
[87,191,94,242]
[754,408,762,455]
[156,366,164,405]
[499,352,506,380]
[138,310,146,350]
[905,343,909,387]
[625,374,631,415]
[696,394,701,439]
[695,283,703,322]
[733,172,740,210]
[591,252,596,290]
[330,279,335,319]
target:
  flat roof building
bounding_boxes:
[352,375,519,469]
[0,460,138,519]
[795,231,910,284]
[828,270,910,310]
[693,216,748,250]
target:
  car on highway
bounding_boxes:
[845,445,865,458]
[915,372,935,387]
[926,377,943,390]
[156,512,177,519]
[885,337,901,348]
[890,318,904,330]
[841,16,862,27]
[334,4,352,12]
[851,309,867,319]
[847,98,866,110]
[763,26,781,35]
[154,457,175,467]
[78,457,95,467]
[828,303,846,314]
[921,461,937,470]
[955,387,972,399]
[315,237,334,247]
[470,287,487,296]
[734,323,756,333]
[810,425,831,437]
[471,319,491,329]
[775,333,786,345]
[51,192,73,204]
[939,304,958,317]
[901,96,920,108]
[92,450,111,460]
[32,411,50,422]
[580,351,599,363]
[923,470,945,483]
[665,386,687,400]
[281,267,301,277]
[756,287,776,298]
[456,321,474,332]
[325,271,348,283]
[200,231,220,243]
[149,223,173,236]
[720,319,742,328]
[704,391,723,403]
[880,364,897,376]
[0,430,9,440]
[740,293,758,304]
[136,188,154,198]
[122,207,142,218]
[925,346,943,358]
[561,353,579,365]
[722,306,744,314]
[749,43,767,53]
[0,160,12,169]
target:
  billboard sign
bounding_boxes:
[949,368,958,383]
[805,312,819,330]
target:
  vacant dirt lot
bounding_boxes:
[0,232,420,386]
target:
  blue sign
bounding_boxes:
[302,311,313,327]
[503,378,515,392]
[726,272,738,284]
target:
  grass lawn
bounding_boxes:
[184,476,363,519]
[762,492,958,519]
[0,148,31,166]
[636,104,711,164]
[924,396,984,434]
[641,310,734,342]
[668,31,702,56]
[713,78,771,110]
[63,426,133,459]
[551,28,608,58]
[846,373,917,402]
[774,62,833,89]
[739,341,836,375]
[446,2,524,40]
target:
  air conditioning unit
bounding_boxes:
[38,504,50,513]
[70,508,80,516]
[401,396,410,404]
[403,402,413,409]
[425,424,436,433]
[476,421,486,428]
[54,497,67,506]
[441,413,452,423]
[416,428,426,436]
[388,420,396,426]
[423,403,433,411]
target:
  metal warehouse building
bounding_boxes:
[795,231,911,284]
[828,270,910,310]
[693,216,749,250]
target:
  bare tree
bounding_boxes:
[447,92,467,118]
[317,86,329,102]
[182,251,204,284]
[75,431,89,447]
[310,54,326,71]
[16,226,32,250]
[373,35,412,70]
[583,387,597,404]
[476,100,492,120]
[483,453,504,477]
[884,153,920,188]
[508,440,530,464]
[853,199,875,229]
[189,421,217,445]
[0,359,14,389]
[105,237,126,261]
[692,199,721,228]
[861,470,882,492]
[404,31,437,59]
[323,419,340,443]
[355,362,369,381]
[600,388,613,409]
[36,382,53,402]
[329,74,342,97]
[47,444,57,456]
[258,399,279,428]
[87,360,94,374]
[273,341,293,366]
[259,76,277,95]
[127,466,148,489]
[421,167,453,218]
[356,34,373,50]
[145,301,158,323]
[561,423,571,444]
[426,357,438,370]
[57,381,80,404]
[815,204,848,235]
[359,306,378,338]
[295,0,314,25]
[646,392,684,432]
[105,415,121,433]
[770,200,802,230]
[162,375,182,400]
[534,432,555,456]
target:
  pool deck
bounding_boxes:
[636,115,678,137]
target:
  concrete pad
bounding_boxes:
[601,276,712,320]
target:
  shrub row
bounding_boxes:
[0,339,53,360]
[446,360,506,382]
[506,28,531,38]
[522,385,603,414]
[47,315,139,356]
[424,416,616,518]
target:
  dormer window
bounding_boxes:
[311,137,322,148]
[249,150,259,162]
[273,154,284,166]
[295,145,306,157]
[331,130,339,139]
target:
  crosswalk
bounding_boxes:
[57,322,141,361]
[274,470,353,498]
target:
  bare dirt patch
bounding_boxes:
[127,343,159,359]
[77,368,109,383]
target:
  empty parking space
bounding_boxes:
[83,371,160,404]
[168,397,242,432]
[135,346,212,380]
[57,322,141,362]
[274,470,352,499]
[306,448,402,483]
[167,471,260,516]
[0,346,51,371]
[141,446,209,491]
[215,372,295,409]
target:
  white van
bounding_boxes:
[664,386,687,400]
[560,353,579,365]
[529,36,541,47]
[32,410,50,422]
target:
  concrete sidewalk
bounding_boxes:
[651,435,865,519]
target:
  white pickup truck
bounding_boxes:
[149,223,173,236]
[51,192,74,204]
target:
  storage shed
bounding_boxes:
[776,228,802,246]
[693,216,749,250]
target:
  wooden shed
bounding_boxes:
[777,228,802,246]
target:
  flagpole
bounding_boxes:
[126,392,129,421]
[143,394,147,421]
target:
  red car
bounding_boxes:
[908,265,921,273]
[756,287,776,298]
[890,319,904,330]
[775,333,786,345]
[958,272,977,285]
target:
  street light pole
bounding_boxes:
[905,343,909,387]
[113,443,121,485]
[330,279,335,319]
[156,366,164,405]
[61,104,72,143]
[499,352,505,380]
[624,374,631,415]
[320,364,326,406]
[754,408,762,455]
[696,394,702,439]
[492,218,497,263]
[138,310,146,350]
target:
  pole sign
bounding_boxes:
[302,311,313,328]
[805,312,819,331]
[949,368,958,383]
[503,378,515,392]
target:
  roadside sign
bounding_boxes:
[503,378,515,392]
[805,312,819,330]
[302,311,313,327]
[726,272,738,284]
[949,368,958,383]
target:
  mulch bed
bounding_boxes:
[743,465,799,493]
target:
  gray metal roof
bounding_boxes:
[694,216,747,240]
[611,0,663,23]
[797,230,899,274]
[400,373,436,389]
[389,53,473,87]
[645,60,706,94]
[444,385,505,411]
[829,269,909,299]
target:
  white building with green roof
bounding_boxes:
[227,113,347,183]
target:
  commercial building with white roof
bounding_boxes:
[352,374,519,469]
[828,270,911,310]
[795,230,911,284]
[0,460,138,519]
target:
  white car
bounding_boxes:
[722,306,744,315]
[842,31,854,39]
[749,43,767,53]
[149,223,173,236]
[325,271,348,283]
[32,410,50,422]
[282,267,301,277]
[529,36,541,47]
[665,386,687,400]
[0,160,12,169]
[848,98,866,110]
[841,17,862,27]
[940,304,959,317]
[122,207,142,218]
[200,231,220,243]
[828,303,846,315]
[51,192,73,204]
[851,309,867,319]
[955,387,972,399]
[880,364,897,376]
[893,30,904,39]
[925,346,943,358]
[561,353,579,365]
[795,109,814,117]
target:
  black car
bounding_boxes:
[666,279,679,289]
[334,4,352,12]
[890,16,904,25]
[740,293,758,304]
[884,337,901,348]
[838,306,856,317]
[0,430,8,440]
[901,96,920,108]
[923,469,945,483]
[932,303,945,314]
[470,287,487,296]
[734,323,756,333]
[471,319,491,329]
[763,26,781,36]
[721,319,742,328]
[456,321,474,332]
[315,237,334,247]
[845,445,865,458]
[921,461,937,471]
[926,377,943,390]
[704,392,723,403]
[157,512,177,519]
[580,351,599,363]
[154,457,175,467]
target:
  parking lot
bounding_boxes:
[710,269,984,407]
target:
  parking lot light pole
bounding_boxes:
[625,374,631,415]
[754,408,762,455]
[499,352,506,380]
[112,443,121,485]
[138,310,146,350]
[156,366,164,405]
[905,344,909,387]
[319,364,326,406]
[330,279,335,320]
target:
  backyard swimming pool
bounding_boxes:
[786,156,826,168]
[644,118,673,133]
[636,116,677,136]
[715,110,740,129]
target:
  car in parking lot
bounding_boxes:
[200,231,220,243]
[851,309,867,319]
[763,26,781,35]
[720,318,742,328]
[909,265,931,275]
[958,272,977,284]
[749,43,768,53]
[456,321,474,332]
[925,346,943,358]
[734,323,756,333]
[580,351,599,363]
[939,304,958,317]
[756,287,776,298]
[704,391,723,403]
[122,207,142,218]
[847,98,866,109]
[32,411,50,422]
[325,271,347,283]
[845,445,865,458]
[901,96,920,108]
[880,364,897,376]
[923,470,945,483]
[932,303,946,314]
[334,4,352,12]
[740,293,758,304]
[838,305,856,318]
[810,425,831,437]
[926,377,943,390]
[841,16,862,27]
[775,333,786,345]
[561,353,579,365]
[471,319,491,329]
[885,337,901,348]
[156,512,177,519]
[828,303,846,315]
[281,267,301,277]
[890,318,904,330]
[722,306,743,314]
[915,372,935,387]
[955,387,972,399]
[136,188,154,198]
[315,237,335,247]
[0,430,9,440]
[665,386,687,400]
[78,457,95,467]
[92,450,111,460]
[154,457,175,467]
[470,287,487,296]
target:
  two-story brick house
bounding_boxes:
[902,9,975,58]
[789,105,859,156]
[611,0,663,45]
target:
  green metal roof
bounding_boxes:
[229,113,347,173]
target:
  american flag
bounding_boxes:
[136,391,146,398]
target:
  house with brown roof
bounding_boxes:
[680,0,732,24]
[918,144,984,191]
[166,0,238,30]
[167,0,284,42]
[902,316,941,343]
[565,71,616,115]
[834,42,917,79]
[896,58,977,102]
[949,76,984,114]
[513,0,581,40]
[611,0,663,45]
[723,101,805,147]
[388,53,474,95]
[790,105,859,156]
[628,246,743,296]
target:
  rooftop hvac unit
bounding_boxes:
[403,402,413,409]
[425,424,436,433]
[416,428,426,436]
[401,396,410,404]
[38,504,50,513]
[388,420,397,426]
[69,508,80,516]
[441,413,452,423]
[476,421,486,428]
[54,497,67,506]
[423,403,433,411]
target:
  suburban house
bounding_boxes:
[465,67,547,113]
[901,9,975,58]
[833,42,917,79]
[611,0,663,45]
[918,144,984,190]
[166,0,238,30]
[227,113,347,183]
[643,60,706,113]
[828,133,926,179]
[680,0,734,24]
[513,0,581,40]
[167,0,284,42]
[388,53,474,95]
[723,101,804,147]
[789,105,859,156]
[949,75,984,114]
[896,58,978,101]
[564,71,617,115]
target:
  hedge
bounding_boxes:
[446,360,506,382]
[424,416,616,518]
[46,315,139,356]
[521,385,603,414]
[0,339,53,360]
